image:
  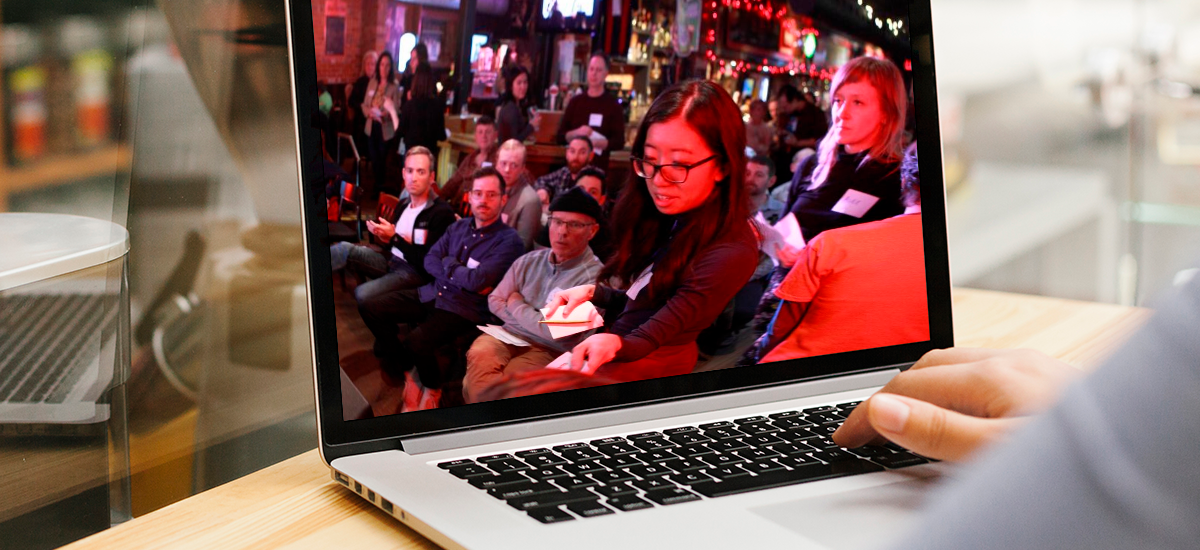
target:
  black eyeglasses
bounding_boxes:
[547,217,596,232]
[631,155,718,184]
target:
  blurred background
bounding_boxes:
[0,0,1198,547]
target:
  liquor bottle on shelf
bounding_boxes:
[3,25,49,165]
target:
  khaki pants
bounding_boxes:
[463,334,558,403]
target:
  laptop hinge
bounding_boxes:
[401,368,902,455]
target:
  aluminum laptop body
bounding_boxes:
[284,0,953,547]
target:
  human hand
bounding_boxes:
[537,188,550,209]
[832,348,1082,461]
[775,243,804,268]
[545,284,596,318]
[507,291,525,308]
[569,333,622,374]
[368,217,396,240]
[531,113,542,130]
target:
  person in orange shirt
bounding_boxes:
[759,143,928,363]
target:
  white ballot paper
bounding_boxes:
[756,211,806,263]
[545,351,588,372]
[477,324,531,347]
[539,301,602,340]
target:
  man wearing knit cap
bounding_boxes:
[463,187,605,403]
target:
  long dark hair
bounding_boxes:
[600,80,750,298]
[374,51,396,84]
[410,65,437,100]
[501,65,533,110]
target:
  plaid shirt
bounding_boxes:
[534,166,580,201]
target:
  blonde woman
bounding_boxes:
[774,56,908,269]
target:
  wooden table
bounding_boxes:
[64,288,1151,550]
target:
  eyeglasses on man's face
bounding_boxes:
[547,217,596,232]
[631,154,718,184]
[469,190,503,200]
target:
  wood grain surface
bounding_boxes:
[62,288,1151,550]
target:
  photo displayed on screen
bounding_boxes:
[310,0,928,420]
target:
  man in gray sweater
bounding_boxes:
[463,188,605,403]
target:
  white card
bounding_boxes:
[588,113,603,127]
[391,247,406,262]
[414,228,427,245]
[539,301,602,340]
[478,324,531,347]
[756,212,806,264]
[626,267,653,301]
[467,257,481,269]
[502,212,510,225]
[831,189,880,218]
[545,351,575,370]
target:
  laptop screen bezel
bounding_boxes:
[286,0,953,462]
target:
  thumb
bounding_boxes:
[865,393,1020,462]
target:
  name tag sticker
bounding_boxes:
[627,268,653,301]
[832,189,880,218]
[414,229,428,245]
[589,113,603,127]
[502,213,510,225]
[467,257,481,270]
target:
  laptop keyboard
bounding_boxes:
[437,400,930,524]
[0,294,115,403]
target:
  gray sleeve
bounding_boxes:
[884,272,1200,550]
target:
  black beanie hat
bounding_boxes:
[548,186,603,223]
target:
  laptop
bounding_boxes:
[0,214,131,436]
[284,0,953,547]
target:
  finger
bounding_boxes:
[845,393,1022,461]
[580,358,599,376]
[569,348,587,371]
[871,361,1022,418]
[909,348,1017,371]
[563,296,584,317]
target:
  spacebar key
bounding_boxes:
[691,460,883,498]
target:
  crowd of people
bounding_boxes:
[327,54,931,412]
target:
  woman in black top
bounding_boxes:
[496,65,541,144]
[547,80,759,383]
[745,56,910,364]
[775,56,909,267]
[397,66,446,159]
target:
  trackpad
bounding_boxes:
[751,475,940,549]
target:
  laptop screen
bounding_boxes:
[289,0,952,451]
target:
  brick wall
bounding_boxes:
[313,0,387,84]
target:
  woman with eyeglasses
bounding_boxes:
[545,80,759,383]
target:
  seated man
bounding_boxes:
[439,115,498,217]
[747,154,785,224]
[330,146,456,309]
[495,139,543,251]
[534,135,594,205]
[358,167,525,411]
[533,166,613,261]
[463,187,605,403]
[758,145,928,363]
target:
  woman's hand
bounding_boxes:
[569,333,622,374]
[545,284,596,318]
[775,243,804,268]
[531,112,543,131]
[832,348,1082,461]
